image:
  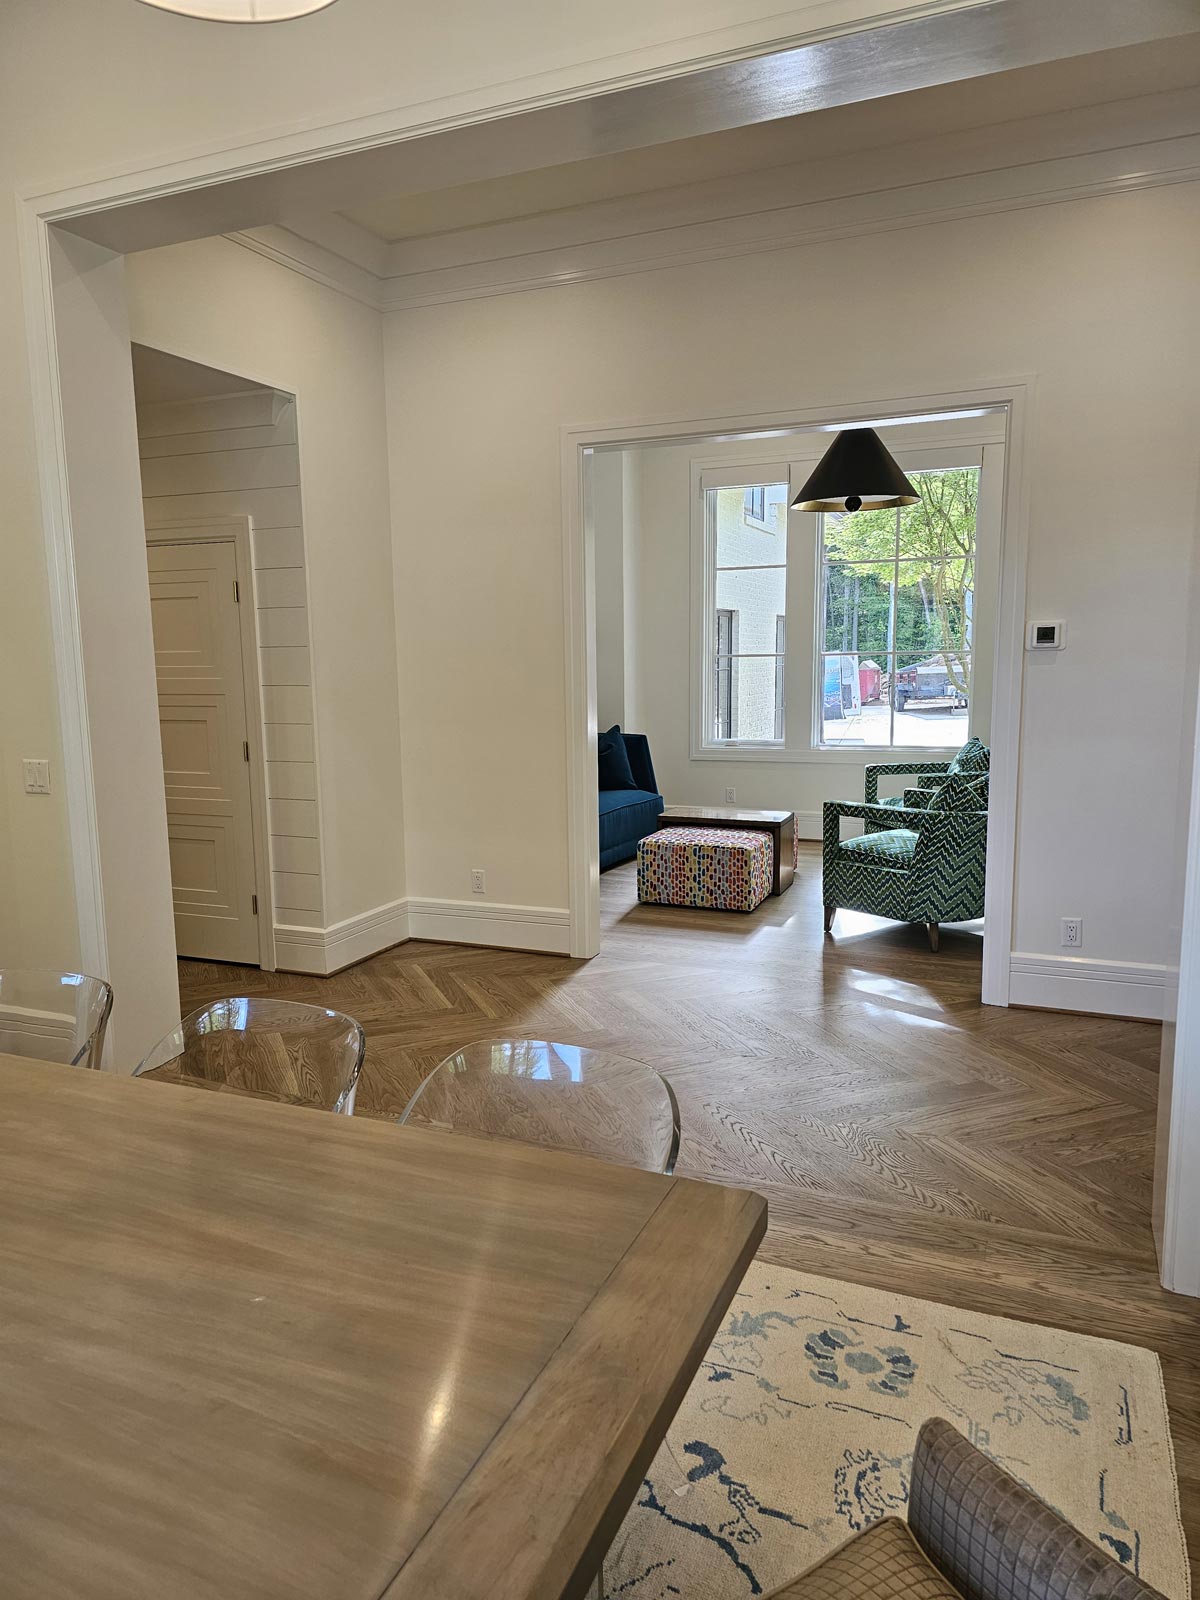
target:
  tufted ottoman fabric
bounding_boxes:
[637,826,773,912]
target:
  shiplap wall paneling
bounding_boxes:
[137,388,324,930]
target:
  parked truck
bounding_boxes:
[890,655,968,712]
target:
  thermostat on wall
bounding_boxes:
[1026,620,1065,650]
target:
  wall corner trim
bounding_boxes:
[1008,952,1171,1021]
[273,895,572,973]
[274,898,410,976]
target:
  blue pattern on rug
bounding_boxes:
[633,1441,810,1597]
[607,1267,1185,1600]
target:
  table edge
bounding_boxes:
[381,1177,767,1600]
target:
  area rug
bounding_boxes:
[608,1264,1189,1600]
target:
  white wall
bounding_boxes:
[5,0,933,990]
[136,385,327,931]
[125,237,405,956]
[384,181,1200,981]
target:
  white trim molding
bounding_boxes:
[273,895,572,973]
[222,89,1200,315]
[407,898,572,955]
[274,898,411,976]
[1008,953,1170,1022]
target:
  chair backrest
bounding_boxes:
[0,969,113,1071]
[621,732,659,795]
[909,1418,1168,1600]
[135,997,366,1114]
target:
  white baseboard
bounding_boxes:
[273,895,571,972]
[795,811,821,840]
[274,898,410,976]
[1008,953,1171,1022]
[0,1004,78,1065]
[407,897,571,955]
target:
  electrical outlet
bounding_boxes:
[724,786,736,803]
[1061,917,1082,949]
[22,758,51,794]
[470,868,486,896]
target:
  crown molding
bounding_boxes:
[226,224,385,309]
[135,386,292,436]
[377,134,1200,309]
[219,87,1200,315]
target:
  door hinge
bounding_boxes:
[233,579,240,603]
[243,740,250,763]
[252,893,258,915]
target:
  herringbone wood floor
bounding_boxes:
[179,845,1198,1578]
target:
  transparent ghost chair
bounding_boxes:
[0,969,113,1071]
[135,997,365,1114]
[399,1037,680,1173]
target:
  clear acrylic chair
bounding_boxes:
[399,1038,681,1173]
[0,969,113,1071]
[135,997,366,1115]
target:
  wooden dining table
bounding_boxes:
[0,1053,765,1600]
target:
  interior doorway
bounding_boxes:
[131,343,321,972]
[575,393,1021,1004]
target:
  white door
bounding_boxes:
[147,541,260,964]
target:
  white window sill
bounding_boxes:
[690,743,962,765]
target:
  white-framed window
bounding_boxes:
[693,430,1003,760]
[818,464,979,751]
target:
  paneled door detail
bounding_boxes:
[148,541,260,964]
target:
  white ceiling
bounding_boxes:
[131,344,267,405]
[340,34,1200,243]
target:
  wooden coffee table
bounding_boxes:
[656,806,795,895]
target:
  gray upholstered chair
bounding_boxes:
[765,1418,1167,1600]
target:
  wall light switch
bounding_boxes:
[22,758,51,794]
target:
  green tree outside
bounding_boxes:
[822,467,978,697]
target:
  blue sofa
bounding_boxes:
[599,731,664,870]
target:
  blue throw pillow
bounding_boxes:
[598,725,638,791]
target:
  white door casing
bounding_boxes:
[147,540,260,964]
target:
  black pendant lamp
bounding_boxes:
[791,427,920,513]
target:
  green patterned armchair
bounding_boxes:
[823,739,989,952]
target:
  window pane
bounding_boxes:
[715,611,735,739]
[821,560,894,657]
[722,655,783,743]
[713,483,787,565]
[890,653,970,748]
[893,467,978,657]
[890,561,972,656]
[897,468,980,564]
[820,653,891,747]
[822,504,898,564]
[716,565,786,652]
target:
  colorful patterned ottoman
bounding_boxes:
[637,826,773,912]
